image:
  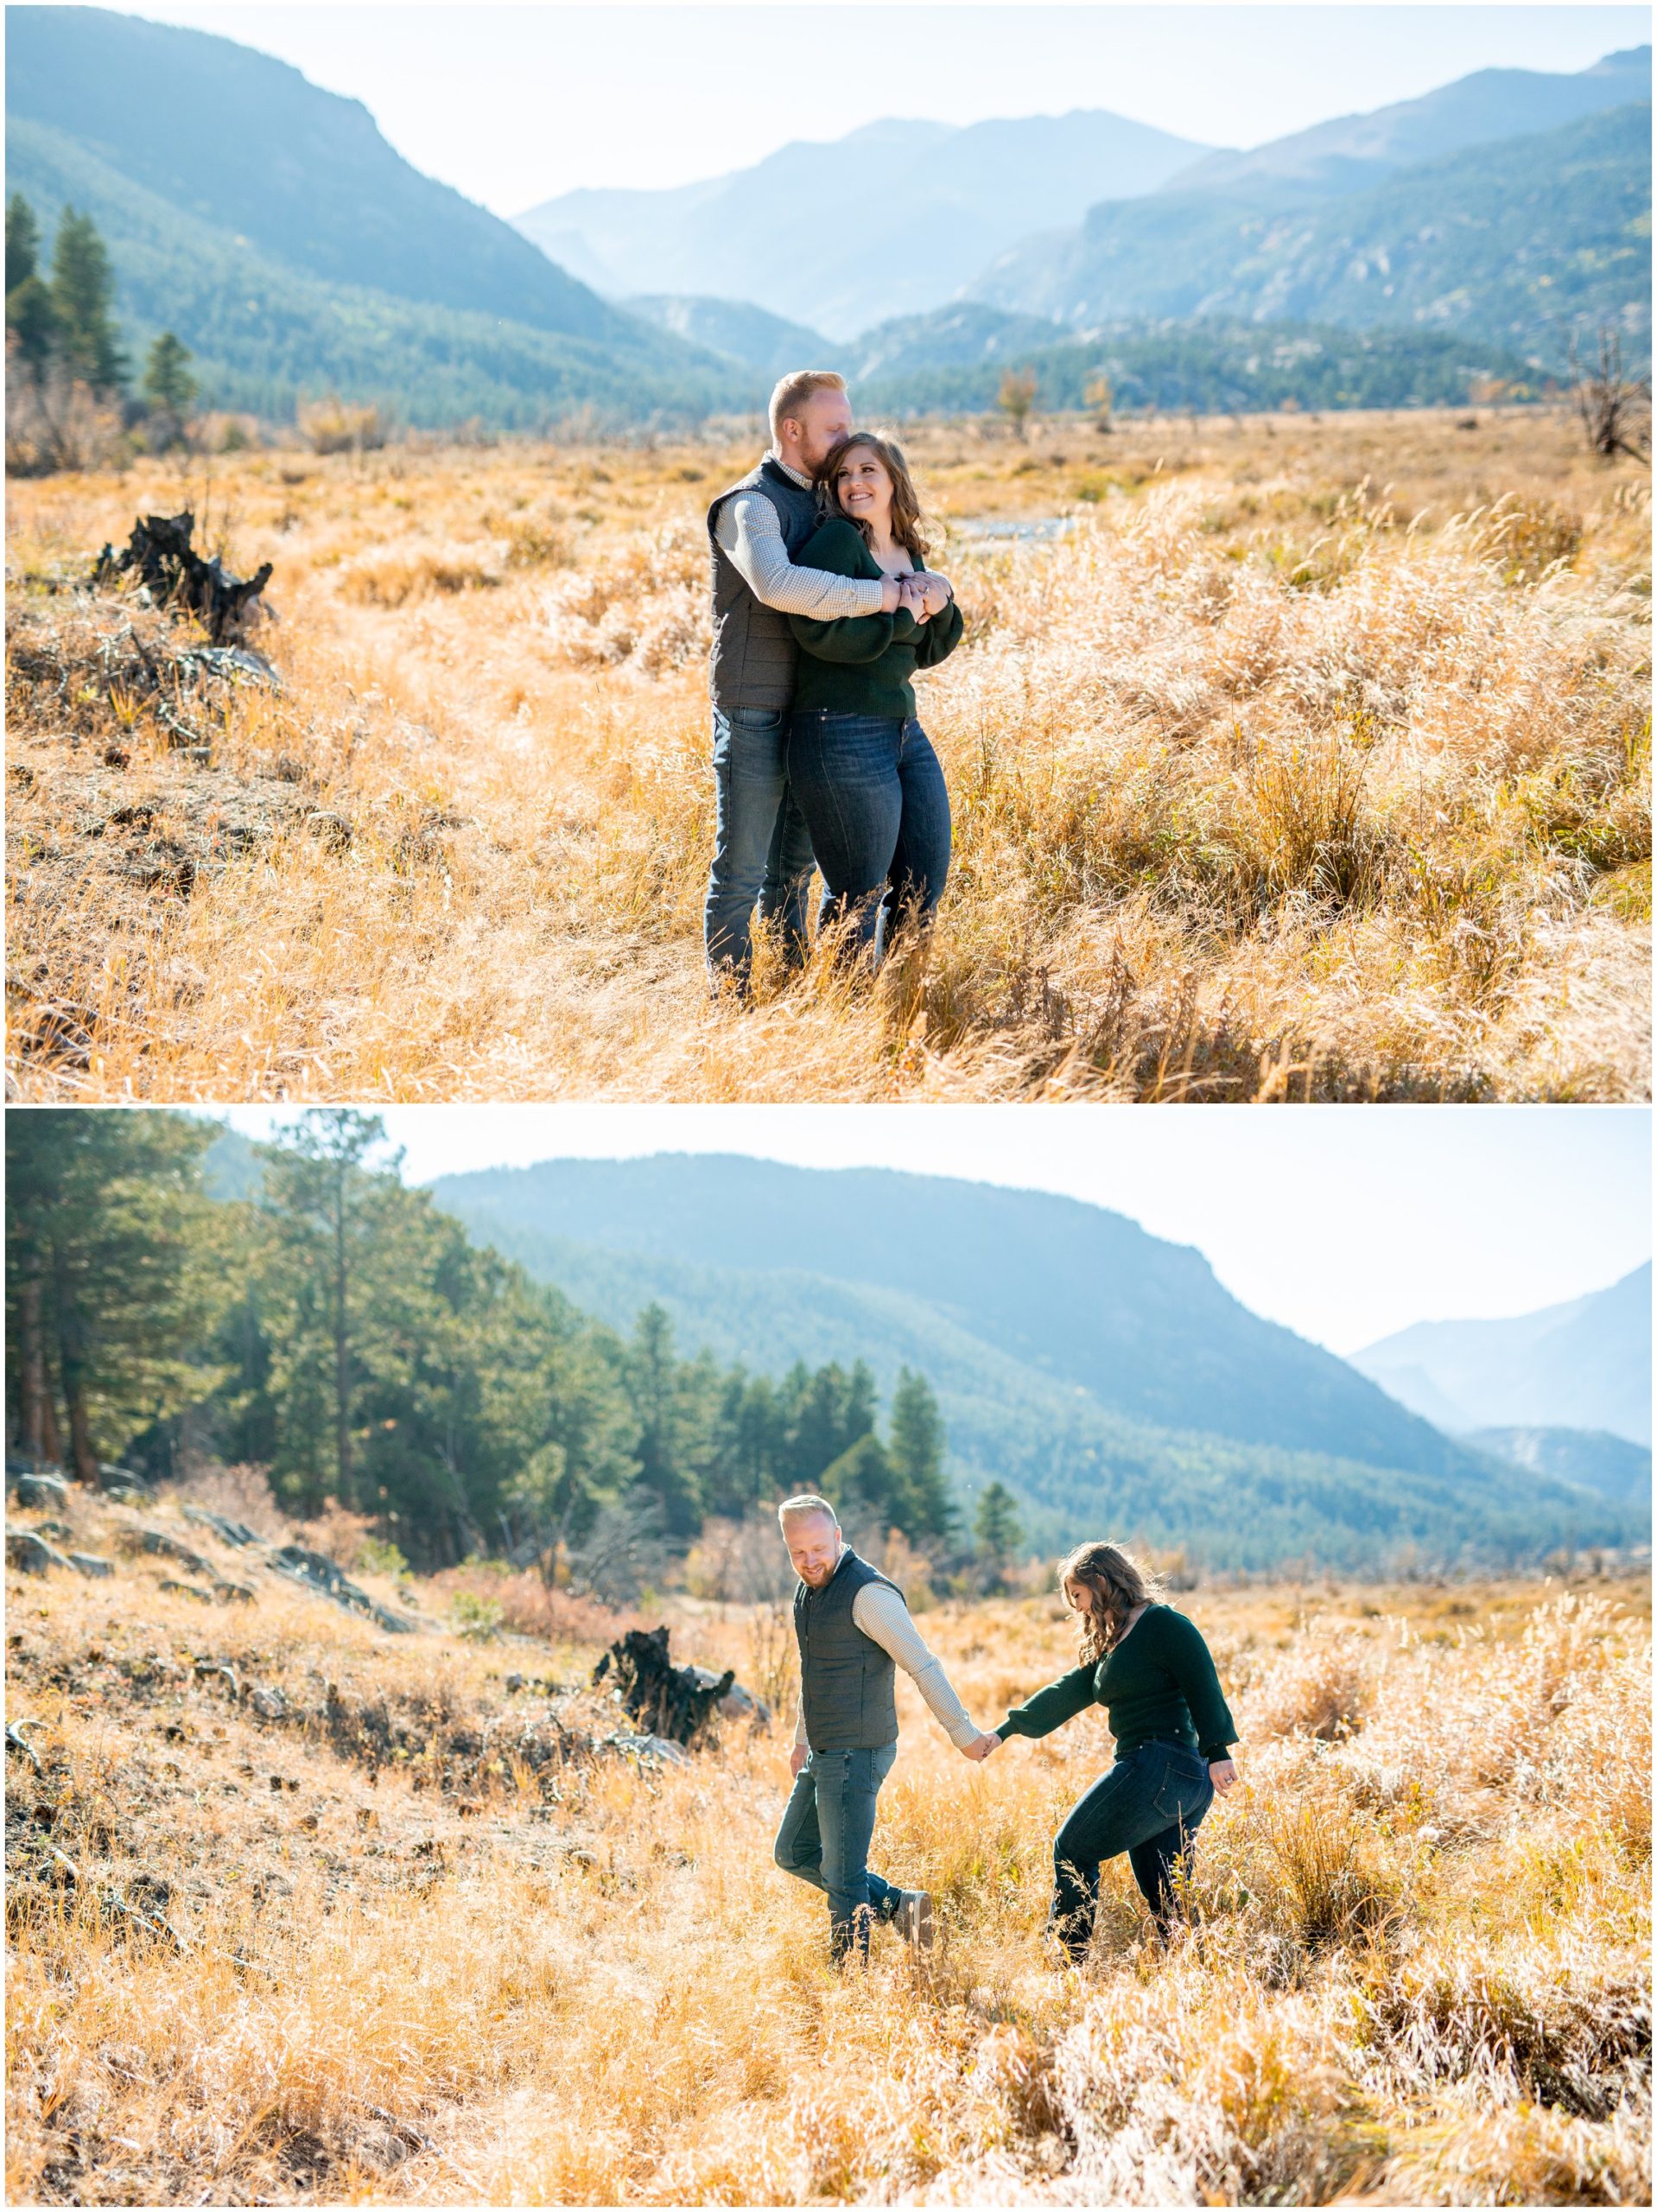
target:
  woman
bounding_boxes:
[785,432,963,962]
[991,1542,1240,1961]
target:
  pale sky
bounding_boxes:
[61,3,1654,208]
[210,1105,1652,1357]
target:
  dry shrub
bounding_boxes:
[334,542,504,606]
[423,1560,633,1648]
[539,519,711,676]
[1250,1791,1407,1947]
[1380,2081,1652,2206]
[299,397,384,454]
[159,1459,289,1541]
[1244,1623,1377,1741]
[288,1500,382,1571]
[1057,1979,1347,2203]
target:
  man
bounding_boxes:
[771,1491,997,1963]
[703,370,951,990]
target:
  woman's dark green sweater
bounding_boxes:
[788,518,963,718]
[995,1605,1239,1764]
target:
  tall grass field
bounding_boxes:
[3,1475,1649,2206]
[5,407,1650,1101]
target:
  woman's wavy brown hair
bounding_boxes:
[814,431,931,564]
[1057,1541,1165,1664]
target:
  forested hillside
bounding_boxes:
[974,99,1652,371]
[430,1156,1643,1569]
[4,9,752,426]
[4,1113,953,1578]
[853,313,1542,418]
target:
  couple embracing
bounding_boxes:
[773,1494,1241,1967]
[703,370,963,989]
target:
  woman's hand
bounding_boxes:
[1209,1758,1238,1795]
[897,576,930,622]
[911,574,950,618]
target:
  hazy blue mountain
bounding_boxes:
[515,110,1213,337]
[5,10,753,426]
[1166,45,1650,198]
[1470,1427,1652,1509]
[971,99,1651,369]
[1353,1265,1653,1446]
[626,296,835,378]
[418,1154,1650,1567]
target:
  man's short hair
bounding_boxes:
[769,370,847,447]
[778,1493,839,1530]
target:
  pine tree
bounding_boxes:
[5,192,59,372]
[5,193,39,292]
[251,1109,391,1514]
[4,1110,227,1480]
[51,207,125,391]
[628,1304,702,1535]
[974,1480,1024,1567]
[887,1369,953,1539]
[143,330,197,418]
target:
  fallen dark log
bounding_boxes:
[92,511,274,645]
[593,1625,734,1747]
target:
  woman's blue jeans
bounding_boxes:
[1051,1738,1215,1958]
[773,1742,902,1961]
[786,711,951,958]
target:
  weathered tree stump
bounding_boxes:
[593,1626,735,1746]
[92,511,274,644]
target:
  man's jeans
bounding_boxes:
[774,1742,901,1961]
[786,712,951,958]
[1051,1738,1215,1958]
[704,704,816,986]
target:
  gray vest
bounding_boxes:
[794,1548,902,1751]
[706,457,822,713]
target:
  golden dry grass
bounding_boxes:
[5,406,1651,1101]
[5,1484,1650,2205]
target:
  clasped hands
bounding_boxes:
[961,1730,1000,1762]
[879,571,949,622]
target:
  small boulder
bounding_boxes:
[69,1553,115,1579]
[604,1732,692,1768]
[8,1531,69,1575]
[141,1530,212,1573]
[16,1474,69,1510]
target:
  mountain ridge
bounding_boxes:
[968,99,1652,366]
[1353,1265,1652,1445]
[4,6,756,425]
[425,1154,1644,1567]
[514,108,1213,337]
[1162,45,1651,198]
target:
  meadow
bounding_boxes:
[4,1479,1650,2206]
[5,405,1651,1102]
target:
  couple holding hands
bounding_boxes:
[704,370,963,985]
[774,1495,1241,1966]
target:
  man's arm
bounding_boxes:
[716,492,890,619]
[854,1585,984,1751]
